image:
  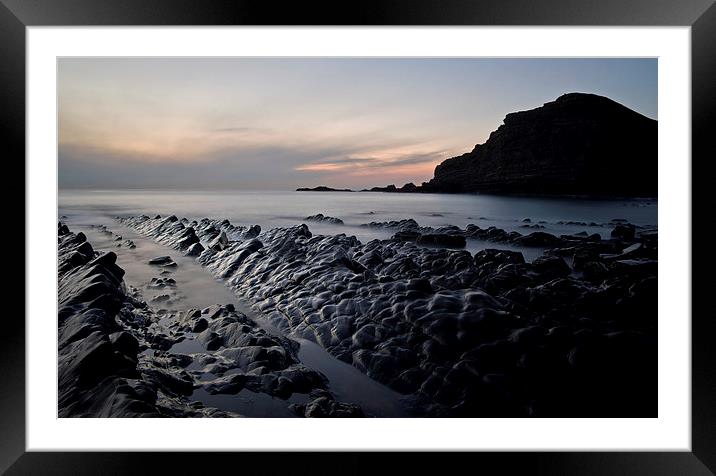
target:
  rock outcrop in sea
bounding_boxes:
[305,213,344,225]
[296,186,354,192]
[359,217,649,251]
[119,214,658,417]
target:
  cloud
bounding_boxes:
[210,126,260,133]
[58,139,447,190]
[295,151,445,172]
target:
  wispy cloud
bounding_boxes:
[58,139,448,189]
[210,126,259,133]
[295,151,445,172]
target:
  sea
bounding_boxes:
[59,189,657,259]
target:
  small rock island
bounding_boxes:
[296,186,354,192]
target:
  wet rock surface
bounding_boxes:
[148,256,177,267]
[119,213,658,417]
[290,389,364,417]
[58,222,354,417]
[58,223,220,417]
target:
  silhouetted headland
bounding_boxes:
[310,93,657,198]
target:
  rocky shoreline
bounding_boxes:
[360,217,656,251]
[112,213,657,417]
[58,222,363,417]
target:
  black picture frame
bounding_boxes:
[3,0,713,474]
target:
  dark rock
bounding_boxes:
[416,233,467,248]
[141,366,194,396]
[210,231,229,251]
[58,229,162,416]
[406,278,433,294]
[244,225,261,238]
[291,390,364,417]
[186,242,205,256]
[148,277,176,289]
[611,224,636,241]
[639,230,658,245]
[532,255,571,278]
[204,374,247,395]
[296,186,354,192]
[176,227,200,250]
[474,248,525,267]
[109,331,139,358]
[364,218,419,231]
[148,256,176,267]
[192,317,209,333]
[572,249,600,271]
[582,261,610,281]
[513,232,562,247]
[305,213,344,225]
[392,230,421,242]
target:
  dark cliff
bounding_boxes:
[418,93,657,197]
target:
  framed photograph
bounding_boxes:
[5,0,713,473]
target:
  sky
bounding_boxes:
[58,58,657,190]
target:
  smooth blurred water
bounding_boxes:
[59,189,657,260]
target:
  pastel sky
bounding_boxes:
[58,58,657,190]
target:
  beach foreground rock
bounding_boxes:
[58,222,351,417]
